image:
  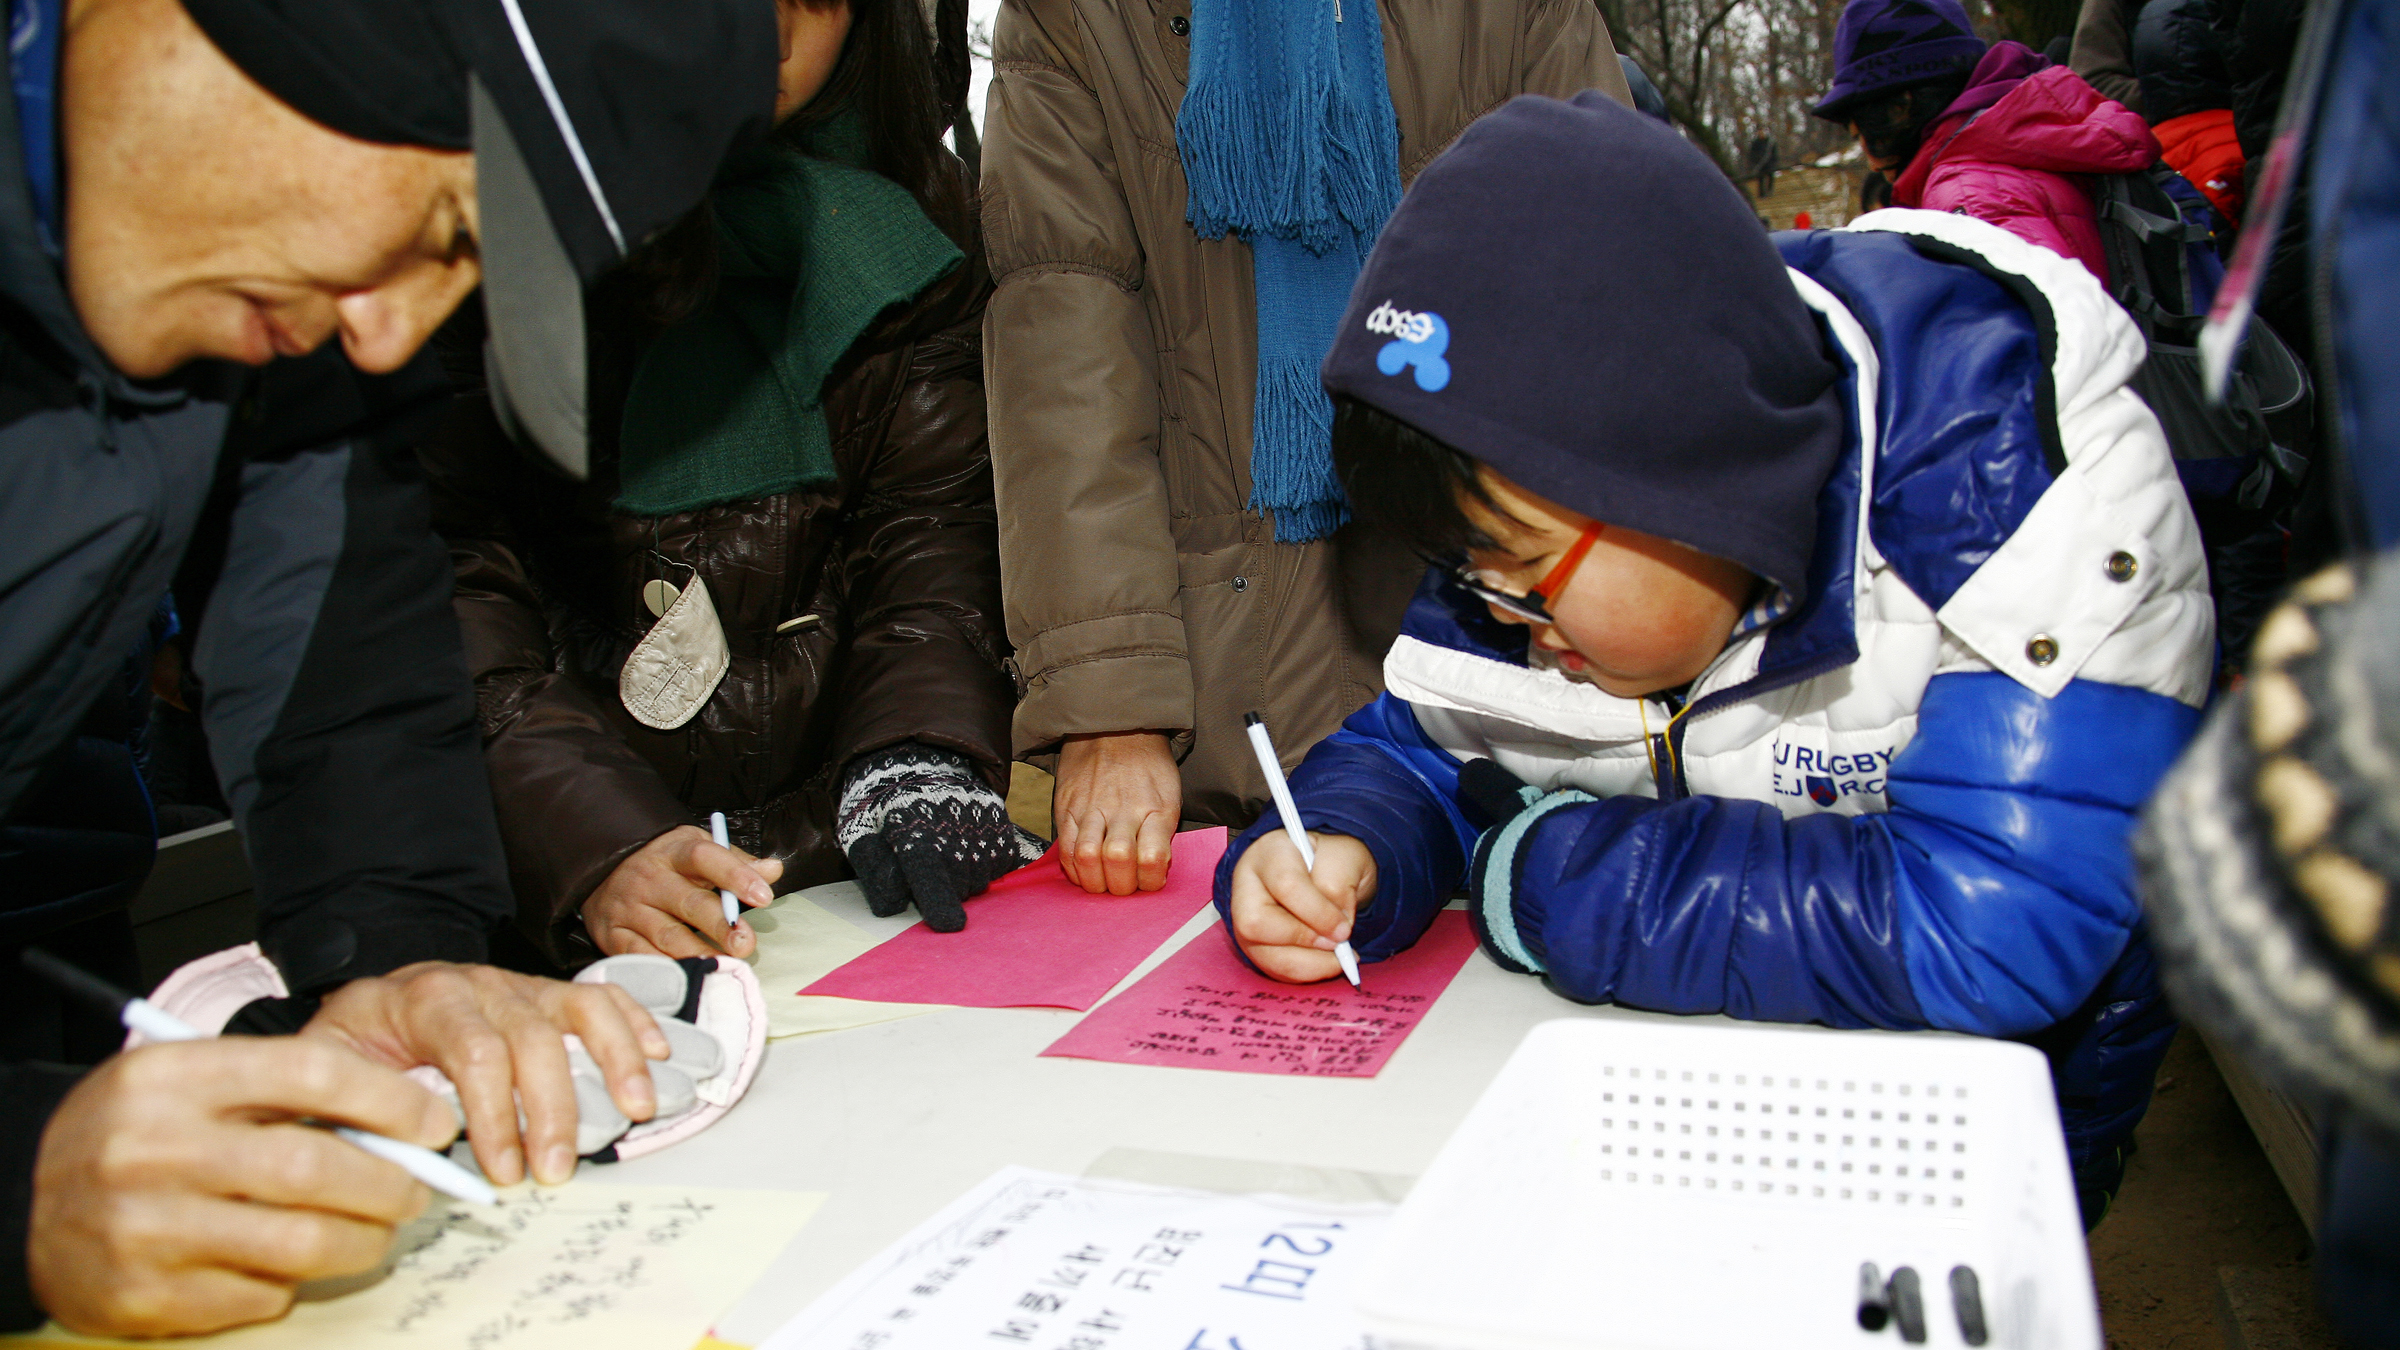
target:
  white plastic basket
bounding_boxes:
[1352,1017,2100,1350]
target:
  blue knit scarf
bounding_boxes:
[1176,0,1402,542]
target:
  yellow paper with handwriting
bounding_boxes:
[10,1185,821,1350]
[745,892,941,1039]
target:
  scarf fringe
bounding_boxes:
[1183,85,1318,242]
[1177,1,1400,253]
[1249,357,1351,542]
[1177,0,1398,545]
[1322,96,1402,240]
[1184,90,1397,253]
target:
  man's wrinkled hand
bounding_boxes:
[29,1038,454,1338]
[1053,730,1182,895]
[301,962,669,1187]
[1227,829,1377,983]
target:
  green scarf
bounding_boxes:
[614,122,963,515]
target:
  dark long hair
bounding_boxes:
[780,0,967,223]
[616,0,972,325]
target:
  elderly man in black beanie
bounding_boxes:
[0,0,776,1335]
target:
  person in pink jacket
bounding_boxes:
[1812,0,2159,284]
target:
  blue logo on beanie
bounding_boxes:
[1367,302,1451,392]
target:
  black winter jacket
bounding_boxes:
[2133,0,2235,123]
[0,55,513,1330]
[423,174,1015,967]
[0,109,511,1007]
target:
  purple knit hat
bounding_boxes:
[1811,0,1987,120]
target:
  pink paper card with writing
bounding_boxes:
[1038,909,1481,1078]
[798,827,1229,1011]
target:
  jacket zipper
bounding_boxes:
[1660,644,1862,798]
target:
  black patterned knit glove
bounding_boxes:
[836,743,1047,931]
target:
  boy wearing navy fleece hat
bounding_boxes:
[1213,91,2215,1225]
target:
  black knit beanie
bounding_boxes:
[1320,91,1846,605]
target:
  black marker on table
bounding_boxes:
[1888,1266,1928,1344]
[1857,1261,1891,1330]
[1950,1265,1988,1345]
[18,948,496,1206]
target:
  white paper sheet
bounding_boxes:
[745,893,941,1039]
[18,1184,823,1350]
[760,1167,1392,1350]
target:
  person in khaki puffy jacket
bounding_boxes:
[980,0,1628,894]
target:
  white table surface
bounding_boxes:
[602,878,1671,1347]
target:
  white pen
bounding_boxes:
[710,810,742,930]
[1243,711,1363,990]
[19,949,499,1207]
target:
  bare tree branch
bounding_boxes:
[1601,0,1873,179]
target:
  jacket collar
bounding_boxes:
[1895,58,2158,204]
[1947,39,2047,121]
[1682,291,1872,717]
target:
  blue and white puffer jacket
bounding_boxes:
[1215,211,2212,1187]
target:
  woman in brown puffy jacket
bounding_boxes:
[422,0,1037,970]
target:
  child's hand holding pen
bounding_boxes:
[1226,829,1380,984]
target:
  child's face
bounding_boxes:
[1459,468,1755,699]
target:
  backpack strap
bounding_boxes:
[2095,166,2211,336]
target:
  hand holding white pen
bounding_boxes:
[25,1032,482,1338]
[579,824,778,960]
[711,810,742,931]
[20,949,497,1207]
[1242,713,1365,989]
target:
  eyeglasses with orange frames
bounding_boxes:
[1438,520,1606,625]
